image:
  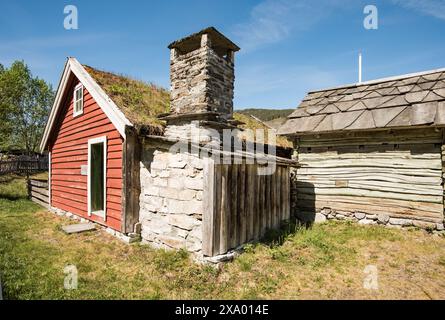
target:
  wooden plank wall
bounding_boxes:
[49,78,124,231]
[203,163,290,257]
[296,128,444,223]
[122,126,141,234]
[28,179,49,208]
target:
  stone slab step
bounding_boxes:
[62,223,96,234]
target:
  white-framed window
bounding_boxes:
[73,83,84,117]
[87,136,107,220]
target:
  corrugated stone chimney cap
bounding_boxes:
[168,26,240,55]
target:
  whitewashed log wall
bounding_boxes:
[294,128,444,226]
[203,163,291,257]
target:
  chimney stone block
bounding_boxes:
[168,28,239,122]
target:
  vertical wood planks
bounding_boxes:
[230,164,238,249]
[219,165,229,254]
[280,166,285,222]
[255,166,261,239]
[282,167,289,220]
[202,158,215,256]
[204,162,292,257]
[214,164,222,254]
[264,173,268,231]
[248,165,256,241]
[239,163,246,244]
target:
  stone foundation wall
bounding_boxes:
[309,208,445,232]
[139,146,205,254]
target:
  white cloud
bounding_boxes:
[231,0,347,52]
[392,0,445,20]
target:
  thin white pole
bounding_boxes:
[359,52,362,84]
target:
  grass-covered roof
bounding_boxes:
[84,65,170,134]
[84,65,291,147]
[233,113,292,148]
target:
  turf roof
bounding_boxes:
[84,65,170,134]
[84,65,291,147]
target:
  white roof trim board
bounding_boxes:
[40,58,132,152]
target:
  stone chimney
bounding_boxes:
[166,27,240,126]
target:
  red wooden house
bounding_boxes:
[40,57,168,234]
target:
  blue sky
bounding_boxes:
[1,0,444,109]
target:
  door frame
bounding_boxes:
[87,136,107,220]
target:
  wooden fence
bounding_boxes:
[203,163,291,257]
[0,157,48,175]
[27,179,49,208]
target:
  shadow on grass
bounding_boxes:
[261,218,309,247]
[0,175,15,184]
[0,174,29,201]
[0,194,27,201]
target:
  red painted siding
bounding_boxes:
[49,78,123,231]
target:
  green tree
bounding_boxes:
[0,61,54,154]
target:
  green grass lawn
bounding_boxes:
[1,174,445,299]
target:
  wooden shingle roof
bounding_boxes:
[279,68,445,136]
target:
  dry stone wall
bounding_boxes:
[139,146,205,254]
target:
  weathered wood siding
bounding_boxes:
[203,162,291,257]
[122,126,141,234]
[28,179,49,208]
[295,128,444,224]
[48,78,124,231]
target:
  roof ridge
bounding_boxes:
[82,64,168,91]
[309,67,445,94]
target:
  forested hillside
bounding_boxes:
[235,108,293,121]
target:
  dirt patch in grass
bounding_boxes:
[1,176,445,299]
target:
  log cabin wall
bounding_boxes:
[293,128,445,230]
[203,162,291,257]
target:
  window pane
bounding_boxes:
[74,87,83,114]
[76,87,82,100]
